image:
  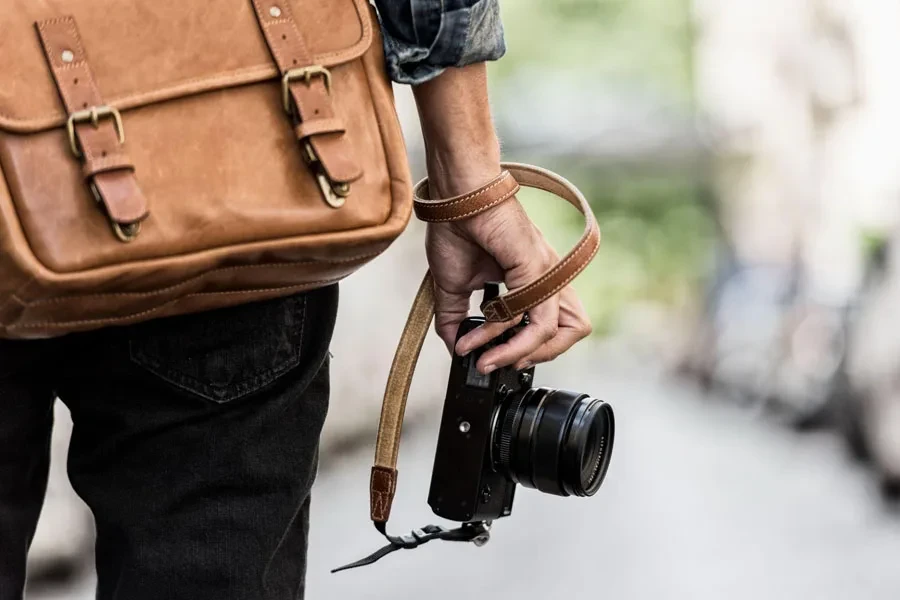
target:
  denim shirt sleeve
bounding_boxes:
[370,0,506,85]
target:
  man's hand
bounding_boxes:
[413,63,592,374]
[426,199,592,374]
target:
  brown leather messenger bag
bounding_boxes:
[0,0,411,338]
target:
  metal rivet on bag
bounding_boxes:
[269,5,282,17]
[459,421,471,434]
[61,50,75,63]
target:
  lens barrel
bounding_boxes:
[494,387,614,497]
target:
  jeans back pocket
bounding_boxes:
[128,294,307,403]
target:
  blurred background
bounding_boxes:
[26,0,900,598]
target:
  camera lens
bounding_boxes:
[494,387,614,497]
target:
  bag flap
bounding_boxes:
[0,0,373,132]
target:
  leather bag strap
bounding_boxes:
[369,163,600,525]
[35,16,149,239]
[249,0,362,193]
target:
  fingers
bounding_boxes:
[513,287,592,370]
[475,294,560,373]
[512,322,590,370]
[455,314,523,357]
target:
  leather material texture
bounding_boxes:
[249,0,362,185]
[369,466,397,523]
[35,16,150,227]
[0,0,412,339]
[0,0,373,130]
[412,170,519,223]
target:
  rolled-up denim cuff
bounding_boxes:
[376,0,506,85]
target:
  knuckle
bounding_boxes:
[579,320,593,339]
[543,322,559,341]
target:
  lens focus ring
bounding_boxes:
[493,386,615,498]
[498,391,528,473]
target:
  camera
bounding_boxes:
[428,298,615,523]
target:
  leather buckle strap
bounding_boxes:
[357,165,599,564]
[66,105,125,159]
[414,162,601,321]
[249,0,362,208]
[35,16,148,243]
[282,66,332,114]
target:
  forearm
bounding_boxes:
[412,63,503,198]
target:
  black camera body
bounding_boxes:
[428,313,615,523]
[428,316,527,522]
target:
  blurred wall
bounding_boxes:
[691,0,900,301]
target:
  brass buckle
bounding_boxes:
[66,105,125,159]
[111,221,141,243]
[302,141,350,209]
[282,65,332,114]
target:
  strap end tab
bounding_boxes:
[369,466,397,523]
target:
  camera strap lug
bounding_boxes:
[332,521,492,573]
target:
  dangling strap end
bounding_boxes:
[331,522,492,574]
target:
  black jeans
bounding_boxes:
[0,285,338,600]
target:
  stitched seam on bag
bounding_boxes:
[40,18,121,167]
[0,284,31,328]
[255,0,311,70]
[360,37,411,223]
[10,277,338,329]
[0,65,276,125]
[1,2,373,127]
[17,253,378,307]
[6,35,400,303]
[39,18,106,105]
[0,276,36,320]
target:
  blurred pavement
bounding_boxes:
[30,344,900,600]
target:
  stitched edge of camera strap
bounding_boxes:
[369,164,600,525]
[413,163,601,322]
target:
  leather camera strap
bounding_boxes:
[35,17,149,239]
[334,163,599,572]
[413,163,601,321]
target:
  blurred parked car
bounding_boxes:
[844,234,900,500]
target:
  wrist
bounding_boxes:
[425,150,502,199]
